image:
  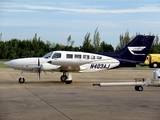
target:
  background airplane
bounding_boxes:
[5,35,155,84]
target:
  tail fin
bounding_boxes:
[97,35,155,63]
[116,35,155,62]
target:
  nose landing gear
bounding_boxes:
[19,71,25,83]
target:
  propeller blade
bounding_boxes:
[44,71,47,75]
[38,69,40,79]
[38,58,41,79]
[38,58,40,66]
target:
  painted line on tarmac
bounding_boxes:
[24,86,72,120]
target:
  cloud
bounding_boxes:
[143,21,160,25]
[1,9,35,13]
[1,2,160,14]
[23,4,160,14]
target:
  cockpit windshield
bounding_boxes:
[43,52,53,58]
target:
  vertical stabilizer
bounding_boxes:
[116,35,155,62]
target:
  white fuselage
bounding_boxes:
[5,51,120,73]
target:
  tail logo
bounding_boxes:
[128,46,146,55]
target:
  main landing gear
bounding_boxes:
[60,72,72,84]
[19,71,25,83]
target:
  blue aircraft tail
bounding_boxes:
[116,35,155,62]
[97,35,155,66]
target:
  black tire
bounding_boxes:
[19,78,25,83]
[60,75,68,82]
[135,86,143,91]
[65,80,72,84]
[152,62,158,68]
[138,86,143,91]
[135,86,138,91]
[149,64,152,68]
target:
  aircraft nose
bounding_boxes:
[5,61,15,68]
[5,61,11,67]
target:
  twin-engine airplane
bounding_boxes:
[5,35,155,84]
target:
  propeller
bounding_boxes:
[38,58,41,79]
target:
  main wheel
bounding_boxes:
[60,75,68,82]
[65,80,72,84]
[19,78,25,83]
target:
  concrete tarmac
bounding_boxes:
[0,68,160,120]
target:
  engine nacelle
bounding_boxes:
[41,63,59,71]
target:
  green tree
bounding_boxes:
[67,35,74,47]
[150,34,159,53]
[0,41,3,58]
[100,41,114,52]
[53,44,63,51]
[82,32,93,52]
[93,27,101,52]
[115,30,130,51]
[64,35,74,51]
[1,31,159,59]
[2,41,9,59]
[8,39,19,59]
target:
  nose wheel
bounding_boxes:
[19,77,25,83]
[19,71,25,83]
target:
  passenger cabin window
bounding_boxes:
[66,54,73,59]
[91,55,95,59]
[74,54,81,59]
[52,53,61,59]
[83,55,89,59]
[97,56,102,59]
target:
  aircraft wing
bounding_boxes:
[48,58,120,72]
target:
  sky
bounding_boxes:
[0,0,160,48]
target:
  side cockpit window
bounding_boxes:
[52,53,61,59]
[43,52,53,58]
